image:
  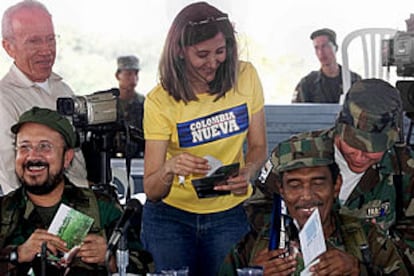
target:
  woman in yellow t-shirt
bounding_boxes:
[141,2,267,275]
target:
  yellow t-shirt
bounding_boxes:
[144,61,264,214]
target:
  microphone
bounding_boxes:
[107,199,142,252]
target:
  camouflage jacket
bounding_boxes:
[292,65,361,103]
[115,92,145,158]
[219,212,409,275]
[0,179,154,275]
[244,128,414,272]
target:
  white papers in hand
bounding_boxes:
[299,208,326,268]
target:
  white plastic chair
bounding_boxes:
[111,158,146,205]
[341,28,397,103]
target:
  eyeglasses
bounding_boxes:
[15,141,60,155]
[188,15,229,27]
[23,34,59,49]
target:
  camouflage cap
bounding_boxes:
[117,55,140,71]
[11,107,77,148]
[271,134,334,174]
[336,79,402,153]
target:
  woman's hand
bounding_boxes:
[214,165,251,196]
[144,141,210,200]
[166,152,210,177]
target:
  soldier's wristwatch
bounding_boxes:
[9,247,19,266]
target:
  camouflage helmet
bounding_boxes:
[336,79,402,153]
[117,55,140,71]
[271,134,334,174]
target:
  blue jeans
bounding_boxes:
[141,201,250,276]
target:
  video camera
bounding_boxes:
[382,31,414,77]
[382,31,414,113]
[56,88,144,200]
[382,15,414,115]
[57,88,119,129]
[383,30,414,114]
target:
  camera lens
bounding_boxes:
[57,98,75,115]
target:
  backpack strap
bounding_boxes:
[338,213,374,274]
[392,145,404,220]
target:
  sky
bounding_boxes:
[0,0,412,103]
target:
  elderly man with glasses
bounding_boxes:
[0,0,88,195]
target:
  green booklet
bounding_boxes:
[48,203,94,250]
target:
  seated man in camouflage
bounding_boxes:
[222,134,408,275]
[0,107,153,275]
[247,79,414,271]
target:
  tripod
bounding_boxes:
[81,124,119,201]
[81,122,144,202]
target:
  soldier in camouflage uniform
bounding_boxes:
[246,79,414,272]
[292,28,361,103]
[0,107,154,275]
[221,134,408,275]
[114,55,145,159]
